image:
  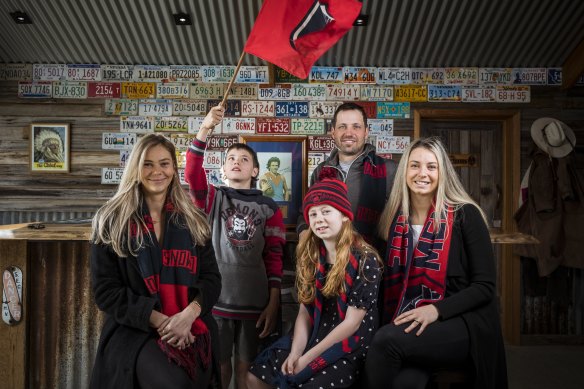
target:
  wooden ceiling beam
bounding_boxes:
[562,38,584,89]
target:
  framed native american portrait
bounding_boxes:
[239,135,308,230]
[30,123,70,173]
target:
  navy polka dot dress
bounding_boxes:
[249,254,381,388]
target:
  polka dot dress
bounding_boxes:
[249,254,381,388]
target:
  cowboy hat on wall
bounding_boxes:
[531,117,577,158]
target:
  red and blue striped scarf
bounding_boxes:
[382,204,453,324]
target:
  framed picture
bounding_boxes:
[239,135,308,230]
[30,123,70,173]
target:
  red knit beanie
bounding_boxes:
[303,179,354,222]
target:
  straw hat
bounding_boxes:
[530,118,576,158]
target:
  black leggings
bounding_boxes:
[364,317,470,389]
[136,338,212,389]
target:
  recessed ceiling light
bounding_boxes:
[10,11,32,24]
[353,14,369,27]
[173,12,191,26]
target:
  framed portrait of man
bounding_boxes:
[30,123,70,173]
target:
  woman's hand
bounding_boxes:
[160,306,199,349]
[281,352,301,375]
[292,355,310,374]
[394,304,439,336]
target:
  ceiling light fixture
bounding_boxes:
[173,12,191,26]
[10,11,32,24]
[353,14,369,27]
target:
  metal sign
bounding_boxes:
[343,66,377,84]
[170,134,198,150]
[235,65,269,83]
[190,83,224,99]
[121,82,156,99]
[138,99,173,117]
[206,135,238,150]
[2,266,23,325]
[88,82,121,98]
[228,84,258,100]
[18,81,52,98]
[377,102,410,118]
[290,84,326,100]
[461,86,496,102]
[154,116,189,132]
[53,81,88,99]
[274,67,307,83]
[156,83,190,99]
[360,85,394,101]
[222,117,256,134]
[410,68,445,85]
[102,65,134,81]
[66,64,101,81]
[326,84,360,101]
[101,167,124,184]
[104,99,138,115]
[256,118,291,134]
[102,132,137,150]
[444,67,479,85]
[172,99,207,116]
[241,100,275,117]
[478,68,513,85]
[33,64,67,81]
[309,101,341,119]
[394,85,428,102]
[309,66,343,83]
[0,63,32,81]
[275,101,309,117]
[512,68,547,85]
[377,67,412,85]
[368,119,394,136]
[207,99,241,117]
[132,65,171,82]
[202,65,235,83]
[120,116,155,132]
[169,65,202,82]
[258,85,292,100]
[290,118,325,135]
[376,136,410,154]
[202,151,223,169]
[495,85,530,103]
[308,136,335,152]
[428,85,462,102]
[187,117,208,133]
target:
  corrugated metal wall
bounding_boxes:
[0,211,94,226]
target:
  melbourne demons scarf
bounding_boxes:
[382,204,454,325]
[133,200,211,381]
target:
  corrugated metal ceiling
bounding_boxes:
[0,0,583,68]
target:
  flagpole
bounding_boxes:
[221,51,246,106]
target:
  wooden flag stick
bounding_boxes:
[221,51,246,106]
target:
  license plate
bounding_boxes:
[461,86,496,102]
[222,118,256,134]
[88,82,121,98]
[308,136,335,152]
[206,135,238,150]
[376,136,410,154]
[326,84,360,100]
[18,81,52,98]
[155,116,189,132]
[343,66,377,83]
[66,64,101,81]
[377,67,412,85]
[0,64,32,81]
[138,99,172,116]
[291,119,325,135]
[33,64,67,81]
[309,66,343,83]
[309,101,342,119]
[478,68,513,85]
[120,116,155,132]
[188,117,209,133]
[119,150,130,167]
[274,67,307,83]
[170,134,198,150]
[176,150,186,168]
[512,68,546,85]
[102,65,134,81]
[547,68,562,85]
[290,84,326,100]
[377,102,411,118]
[172,99,207,116]
[412,68,445,84]
[101,167,125,184]
[202,151,223,169]
[157,83,189,98]
[133,65,171,81]
[256,118,291,134]
[202,66,235,83]
[105,99,138,115]
[170,65,202,82]
[242,100,275,117]
[275,101,309,117]
[428,85,462,101]
[190,83,224,99]
[102,132,137,150]
[228,84,258,100]
[207,99,241,117]
[360,85,394,101]
[368,119,394,136]
[355,102,377,118]
[308,151,326,168]
[444,67,479,85]
[52,81,88,98]
[121,82,156,98]
[204,168,224,185]
[394,85,428,102]
[235,66,269,83]
[258,85,291,100]
[495,86,530,102]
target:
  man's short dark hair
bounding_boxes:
[331,102,368,129]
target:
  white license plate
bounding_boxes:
[52,81,88,98]
[222,118,256,134]
[102,65,134,81]
[241,100,275,117]
[228,84,258,100]
[138,99,173,116]
[33,64,67,81]
[326,84,360,100]
[0,64,32,81]
[121,82,156,98]
[368,119,394,136]
[170,65,202,81]
[478,68,513,85]
[102,132,136,150]
[376,136,410,154]
[512,68,547,85]
[190,83,224,99]
[309,66,343,83]
[309,101,341,119]
[66,64,101,81]
[202,65,235,83]
[18,81,52,98]
[495,86,530,103]
[444,67,479,85]
[235,66,269,83]
[120,116,155,132]
[308,152,326,169]
[172,99,208,116]
[290,84,326,100]
[411,68,445,84]
[377,67,412,85]
[101,167,125,184]
[291,119,325,135]
[360,85,394,101]
[170,134,198,150]
[461,86,496,102]
[133,65,171,81]
[119,150,130,167]
[428,85,462,101]
[157,83,189,98]
[188,117,208,133]
[203,151,223,169]
[258,86,291,100]
[343,66,377,83]
[155,116,189,132]
[105,99,138,115]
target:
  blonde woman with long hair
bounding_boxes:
[365,137,507,389]
[247,179,382,389]
[90,134,222,389]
